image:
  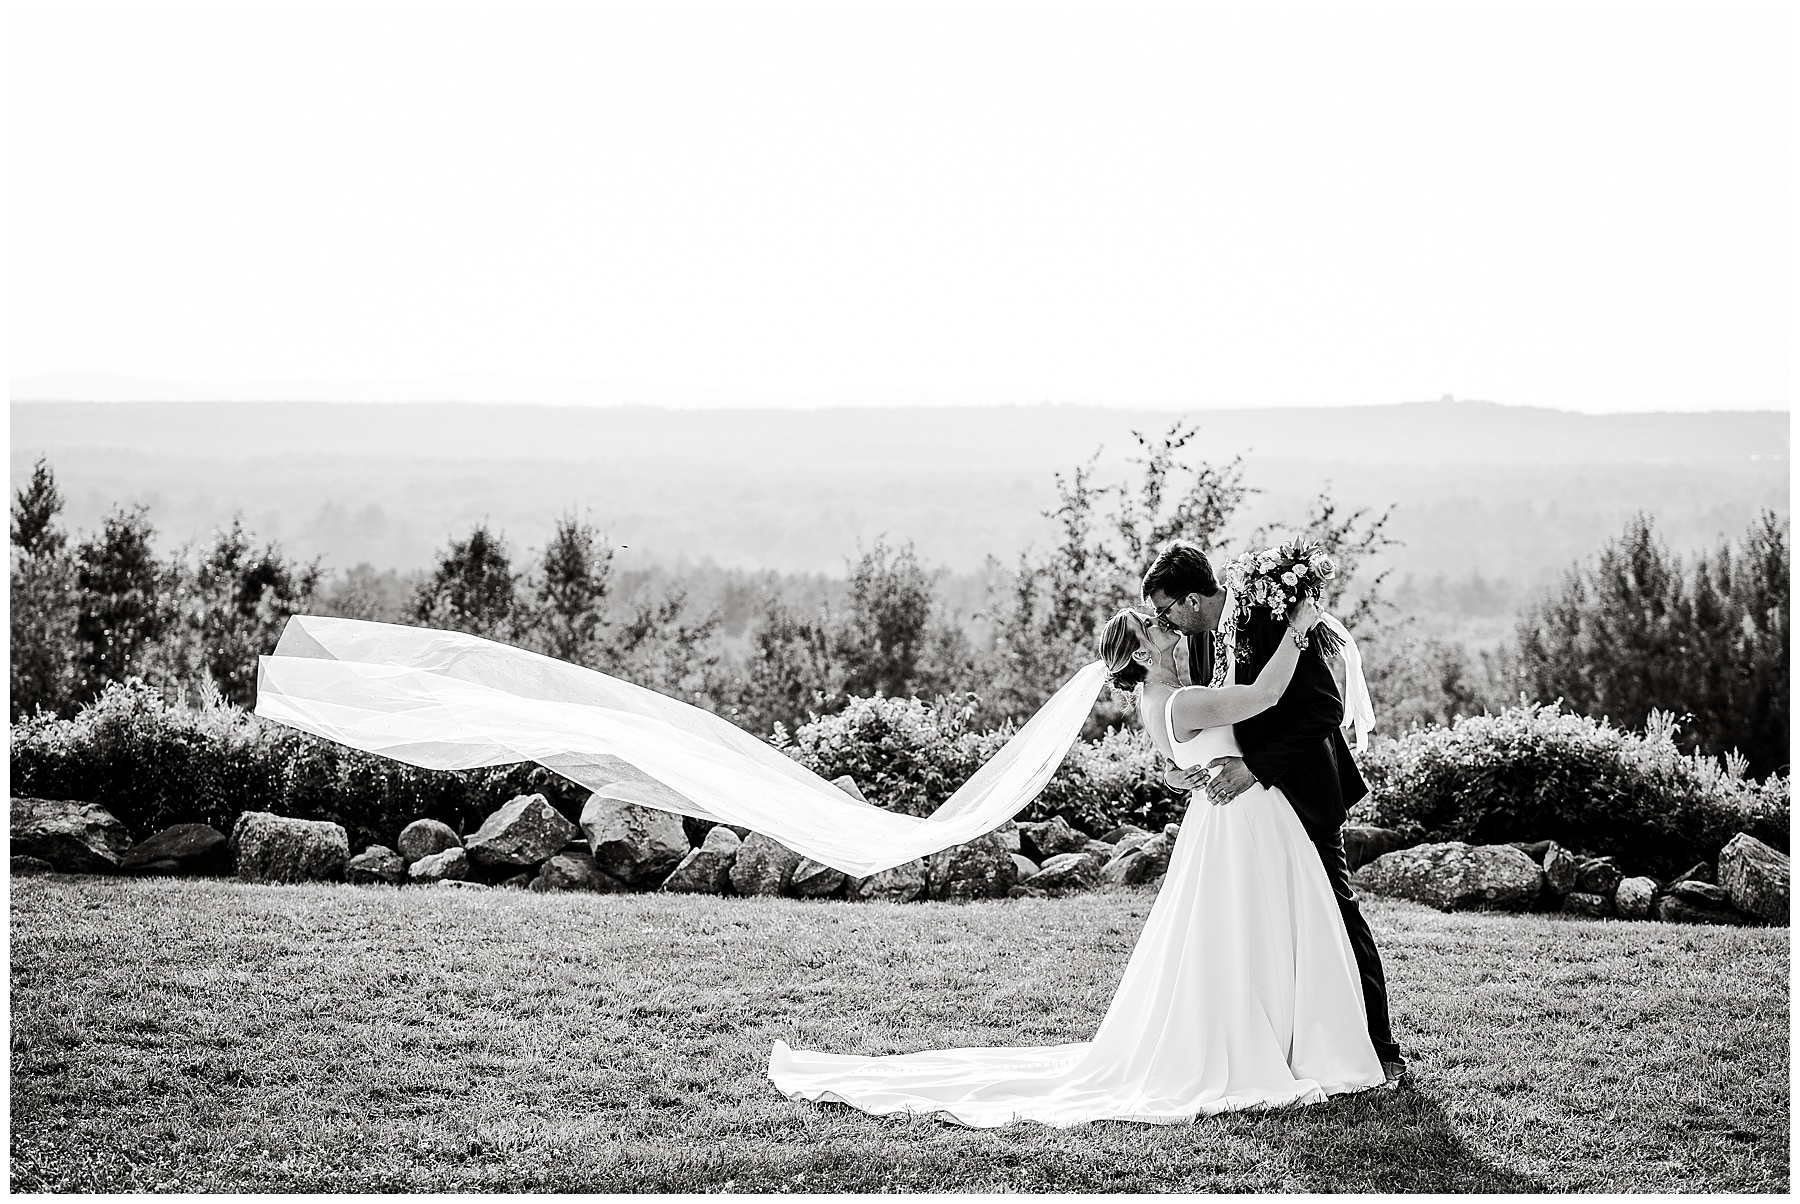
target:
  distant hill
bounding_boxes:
[9,401,1787,587]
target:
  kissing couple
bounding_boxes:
[257,540,1406,1129]
[768,540,1406,1125]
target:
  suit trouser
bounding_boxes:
[1311,828,1401,1063]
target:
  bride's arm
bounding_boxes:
[1168,600,1318,735]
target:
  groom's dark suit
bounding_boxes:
[1190,610,1400,1063]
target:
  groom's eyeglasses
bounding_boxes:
[1149,598,1179,629]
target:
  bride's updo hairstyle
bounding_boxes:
[1099,609,1148,693]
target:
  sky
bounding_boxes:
[9,1,1793,412]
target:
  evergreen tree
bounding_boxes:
[10,458,81,718]
[11,457,66,557]
[412,523,519,638]
[1514,511,1788,776]
[531,510,614,664]
[183,516,321,706]
[837,540,937,700]
[72,504,171,695]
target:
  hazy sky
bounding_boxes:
[10,1,1791,411]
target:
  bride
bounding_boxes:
[767,596,1387,1126]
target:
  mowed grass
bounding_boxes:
[9,876,1789,1193]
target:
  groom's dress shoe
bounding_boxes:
[1380,1059,1410,1088]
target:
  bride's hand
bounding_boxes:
[1286,596,1322,633]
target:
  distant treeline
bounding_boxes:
[13,402,1786,585]
[10,421,1789,777]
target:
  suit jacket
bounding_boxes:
[1189,609,1368,842]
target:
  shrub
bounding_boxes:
[775,692,1181,835]
[9,679,588,852]
[1352,700,1789,879]
[17,680,1182,857]
[1035,724,1183,835]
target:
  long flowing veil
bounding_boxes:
[1319,612,1375,752]
[254,616,1108,878]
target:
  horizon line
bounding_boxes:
[9,386,1790,419]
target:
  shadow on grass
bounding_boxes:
[1227,1082,1546,1193]
[780,1078,1544,1193]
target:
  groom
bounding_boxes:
[1143,541,1407,1083]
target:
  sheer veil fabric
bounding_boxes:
[253,616,1108,878]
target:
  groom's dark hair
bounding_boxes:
[1142,541,1220,600]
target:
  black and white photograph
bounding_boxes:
[8,0,1790,1193]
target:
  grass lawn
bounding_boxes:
[9,875,1789,1193]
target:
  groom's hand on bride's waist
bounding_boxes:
[1204,757,1258,806]
[1164,764,1209,794]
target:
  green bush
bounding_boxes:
[774,693,1181,836]
[9,679,588,852]
[1352,700,1789,879]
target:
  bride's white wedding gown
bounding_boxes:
[768,693,1387,1127]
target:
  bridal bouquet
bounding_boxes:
[1221,538,1346,658]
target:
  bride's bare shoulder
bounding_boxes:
[1166,684,1215,743]
[1138,686,1175,759]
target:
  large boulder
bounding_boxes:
[1344,824,1412,871]
[1573,856,1624,898]
[1019,816,1088,861]
[408,847,469,884]
[1615,876,1658,919]
[993,821,1022,855]
[1508,839,1554,864]
[660,825,741,895]
[1670,862,1715,887]
[1102,824,1153,848]
[1351,842,1543,912]
[1668,879,1732,906]
[396,818,462,865]
[1102,831,1175,885]
[790,858,848,899]
[1081,840,1117,868]
[927,833,1018,902]
[1023,851,1102,895]
[532,850,628,893]
[1716,833,1789,924]
[729,832,803,896]
[1010,853,1040,880]
[1107,828,1157,857]
[230,812,350,883]
[1656,882,1750,926]
[1542,842,1579,895]
[580,796,691,886]
[1561,891,1612,918]
[11,855,55,877]
[10,797,132,874]
[346,845,407,885]
[120,823,229,876]
[465,794,579,870]
[851,858,928,903]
